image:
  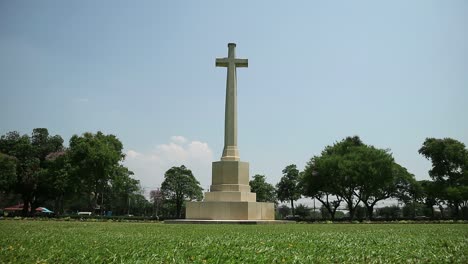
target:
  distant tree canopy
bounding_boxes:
[2,128,467,220]
[276,164,301,215]
[0,129,64,215]
[0,129,213,219]
[249,174,277,203]
[0,129,144,216]
[161,165,203,218]
[302,136,416,220]
[419,138,468,217]
[68,132,125,210]
[0,152,16,192]
[149,188,164,217]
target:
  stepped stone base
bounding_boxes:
[186,201,274,220]
[185,160,274,221]
[165,220,290,224]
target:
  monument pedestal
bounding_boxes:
[186,201,274,220]
[186,160,275,220]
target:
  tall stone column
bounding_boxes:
[185,43,274,221]
[215,43,247,161]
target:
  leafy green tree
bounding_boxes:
[107,165,140,215]
[276,164,301,215]
[354,146,394,220]
[150,188,164,217]
[0,129,143,216]
[358,159,415,220]
[38,151,71,214]
[402,202,426,218]
[319,205,331,219]
[277,204,291,219]
[0,129,63,215]
[395,178,426,219]
[128,192,152,216]
[354,205,368,220]
[249,174,277,203]
[68,132,125,211]
[303,136,415,220]
[0,153,17,192]
[308,136,365,220]
[376,206,400,219]
[31,128,64,163]
[30,129,64,212]
[161,165,203,218]
[419,138,468,217]
[302,157,342,220]
[418,180,443,218]
[294,204,310,219]
[394,172,421,205]
[0,131,36,215]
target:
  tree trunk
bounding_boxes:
[176,199,182,219]
[365,204,374,220]
[60,194,64,215]
[54,195,64,215]
[363,200,379,221]
[290,200,295,216]
[330,209,336,220]
[348,203,355,221]
[31,200,39,217]
[88,191,95,211]
[54,197,59,214]
[453,201,460,219]
[326,204,336,220]
[317,196,333,220]
[439,205,445,218]
[22,198,30,217]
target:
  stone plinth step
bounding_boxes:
[165,219,292,224]
[186,201,274,220]
[204,191,256,202]
[210,184,251,192]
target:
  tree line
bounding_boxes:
[0,128,149,216]
[262,136,467,220]
[1,129,467,220]
[150,135,467,220]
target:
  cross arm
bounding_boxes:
[215,58,249,68]
[216,58,229,67]
[234,59,248,68]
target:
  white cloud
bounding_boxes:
[187,141,212,161]
[155,142,188,162]
[126,150,141,159]
[170,136,187,144]
[124,137,214,196]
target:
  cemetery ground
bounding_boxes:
[0,220,466,263]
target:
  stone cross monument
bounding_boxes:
[186,43,274,220]
[216,43,247,161]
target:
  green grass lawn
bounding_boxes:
[0,220,466,263]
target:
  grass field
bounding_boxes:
[0,220,466,263]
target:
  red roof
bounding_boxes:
[3,204,44,212]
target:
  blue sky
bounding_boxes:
[1,1,467,196]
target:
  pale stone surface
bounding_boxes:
[204,191,256,202]
[211,161,249,186]
[165,220,291,224]
[186,201,274,220]
[210,184,251,192]
[215,43,247,162]
[185,43,274,220]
